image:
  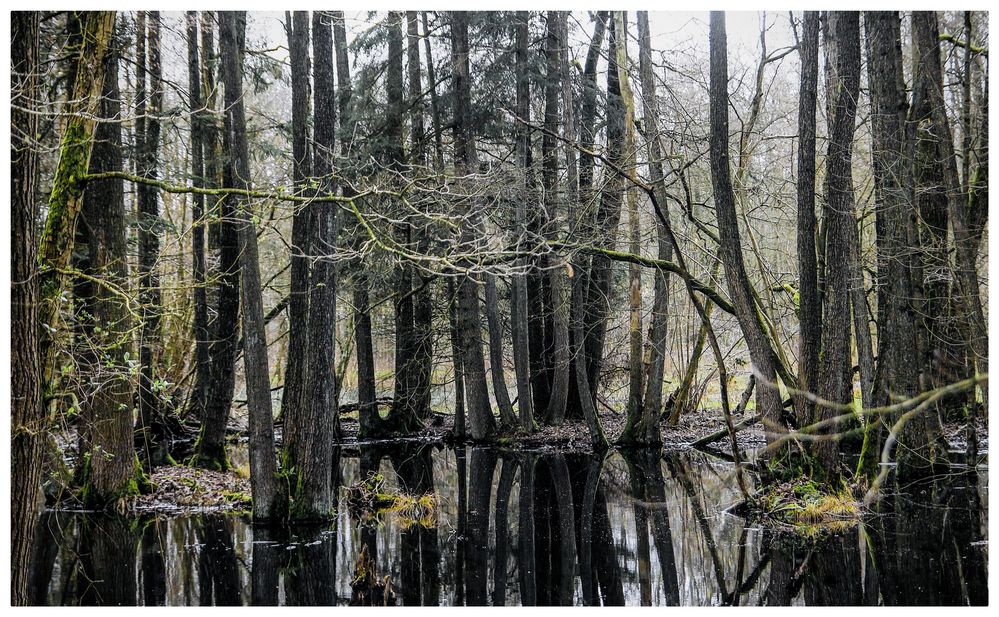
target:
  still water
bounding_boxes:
[27,446,987,606]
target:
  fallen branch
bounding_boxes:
[691,376,758,449]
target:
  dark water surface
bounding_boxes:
[28,445,988,606]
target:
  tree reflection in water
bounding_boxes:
[29,447,988,606]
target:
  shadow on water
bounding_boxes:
[28,445,988,606]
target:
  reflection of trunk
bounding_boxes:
[75,516,137,606]
[762,532,804,606]
[465,449,496,605]
[533,461,554,605]
[391,445,438,606]
[29,514,64,605]
[359,449,381,565]
[492,457,517,605]
[666,454,728,597]
[284,531,337,606]
[592,484,624,606]
[579,454,603,605]
[140,521,167,605]
[250,526,281,605]
[196,515,241,606]
[801,532,863,605]
[622,449,679,605]
[517,454,537,605]
[454,447,467,605]
[549,456,576,606]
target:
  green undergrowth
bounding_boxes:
[344,472,437,529]
[749,478,864,538]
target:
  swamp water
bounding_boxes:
[27,445,987,606]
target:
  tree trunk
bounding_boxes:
[136,11,168,467]
[75,22,141,505]
[193,11,240,472]
[385,11,425,434]
[187,12,212,430]
[11,12,43,605]
[541,11,570,424]
[332,11,380,437]
[484,277,517,427]
[450,11,495,441]
[795,11,821,428]
[448,279,467,438]
[631,10,671,444]
[858,11,931,478]
[708,12,785,451]
[512,11,535,432]
[281,10,313,448]
[814,11,861,476]
[615,11,656,445]
[407,11,434,422]
[288,9,340,520]
[38,10,117,380]
[221,10,280,520]
[582,14,626,404]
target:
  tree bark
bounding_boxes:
[221,10,280,520]
[541,11,570,424]
[385,11,425,434]
[814,11,861,476]
[795,11,821,428]
[512,11,535,432]
[450,11,495,441]
[194,11,241,472]
[484,277,517,427]
[407,11,434,422]
[582,14,626,404]
[38,10,116,382]
[135,11,168,467]
[187,11,212,431]
[332,11,380,437]
[11,11,43,605]
[631,10,671,444]
[75,21,140,504]
[708,12,785,451]
[288,9,340,520]
[281,10,313,447]
[858,11,931,478]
